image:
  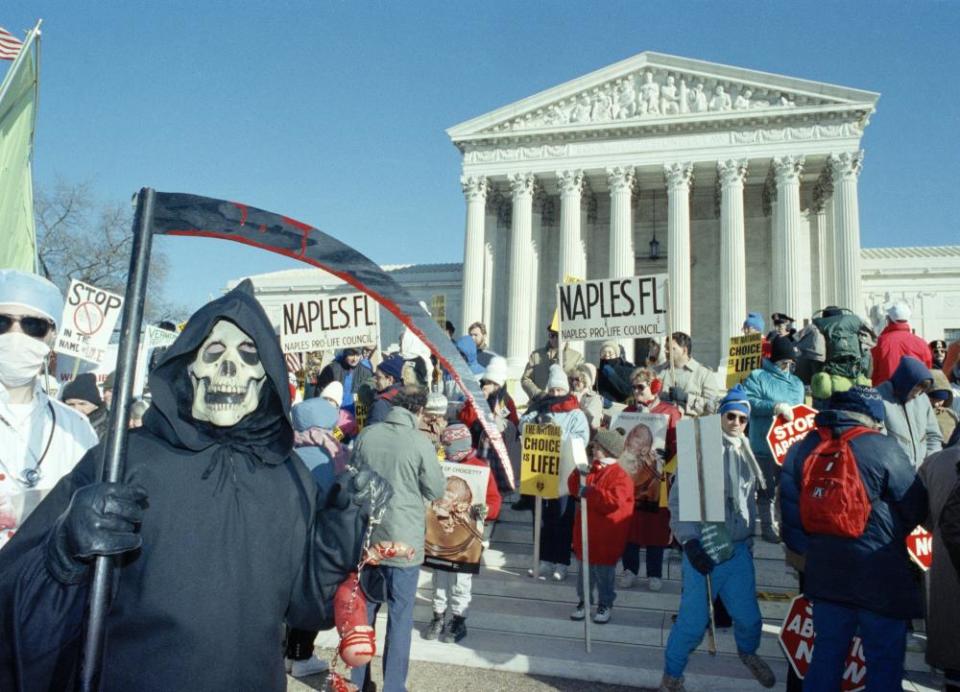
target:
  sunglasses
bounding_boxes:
[0,314,55,339]
[724,412,749,424]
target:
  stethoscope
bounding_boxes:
[0,400,56,488]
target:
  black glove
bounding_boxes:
[46,482,148,584]
[669,386,688,406]
[683,539,715,575]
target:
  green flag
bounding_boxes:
[0,22,40,272]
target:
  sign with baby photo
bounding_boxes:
[424,461,490,574]
[611,411,669,511]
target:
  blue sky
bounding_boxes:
[3,1,959,314]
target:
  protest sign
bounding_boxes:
[676,415,724,522]
[54,280,124,365]
[424,461,490,574]
[556,274,666,342]
[520,423,562,499]
[612,411,669,509]
[767,404,818,466]
[55,344,118,391]
[725,333,764,388]
[132,325,179,397]
[280,291,379,354]
[905,525,933,571]
[779,595,867,691]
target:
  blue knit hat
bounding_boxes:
[719,384,751,417]
[828,385,885,423]
[742,312,765,333]
[376,354,405,382]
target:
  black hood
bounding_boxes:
[143,279,292,465]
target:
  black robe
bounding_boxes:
[0,281,366,692]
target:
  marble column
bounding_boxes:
[664,162,693,334]
[830,151,864,315]
[773,155,805,319]
[718,159,748,355]
[557,169,586,283]
[506,172,536,368]
[459,175,487,334]
[607,166,635,355]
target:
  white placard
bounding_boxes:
[54,280,124,365]
[556,274,667,342]
[280,291,379,354]
[676,415,725,522]
[133,325,180,397]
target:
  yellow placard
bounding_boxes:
[520,422,562,498]
[355,400,368,431]
[725,333,764,388]
[550,275,585,332]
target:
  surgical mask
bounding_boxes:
[0,332,51,387]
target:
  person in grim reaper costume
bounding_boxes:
[0,281,391,692]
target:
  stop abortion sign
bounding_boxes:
[779,595,867,691]
[767,404,818,466]
[905,526,933,571]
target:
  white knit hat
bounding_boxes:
[546,364,569,393]
[320,381,344,406]
[425,392,448,415]
[483,356,508,387]
[887,301,911,322]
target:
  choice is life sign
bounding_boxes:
[520,423,562,499]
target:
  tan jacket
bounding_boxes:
[521,345,583,399]
[654,357,723,416]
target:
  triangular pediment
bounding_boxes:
[447,52,879,141]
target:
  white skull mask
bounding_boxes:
[189,319,267,426]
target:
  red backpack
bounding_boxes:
[800,426,877,538]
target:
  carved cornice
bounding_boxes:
[556,169,585,196]
[772,155,805,186]
[664,162,694,191]
[507,171,537,197]
[829,150,864,181]
[460,175,489,202]
[606,166,635,194]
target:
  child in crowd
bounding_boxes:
[419,392,450,453]
[423,424,501,644]
[284,396,350,677]
[660,385,775,691]
[567,428,634,623]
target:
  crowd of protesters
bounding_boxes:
[2,260,959,692]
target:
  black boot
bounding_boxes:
[423,611,445,640]
[440,614,467,643]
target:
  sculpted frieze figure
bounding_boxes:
[615,78,637,119]
[639,70,660,115]
[689,82,708,113]
[660,75,680,115]
[709,85,732,112]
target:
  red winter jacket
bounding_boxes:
[458,451,502,522]
[871,322,933,386]
[568,460,634,566]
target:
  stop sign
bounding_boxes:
[767,404,818,466]
[779,595,867,691]
[906,525,933,571]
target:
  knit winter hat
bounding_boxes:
[600,340,620,358]
[718,384,751,417]
[320,381,344,406]
[377,355,405,382]
[575,362,597,389]
[828,385,886,423]
[60,373,103,408]
[425,392,448,416]
[742,312,765,333]
[546,364,569,393]
[440,423,472,461]
[593,428,625,458]
[482,356,508,387]
[887,302,911,322]
[770,335,799,362]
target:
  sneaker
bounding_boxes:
[593,605,612,624]
[527,561,553,579]
[618,570,637,589]
[290,655,329,678]
[648,577,663,592]
[739,652,776,688]
[570,601,586,620]
[760,523,781,544]
[440,615,467,643]
[659,673,687,692]
[423,611,445,641]
[551,564,568,582]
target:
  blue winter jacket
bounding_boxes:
[780,409,928,619]
[291,398,340,505]
[455,335,485,376]
[741,359,805,462]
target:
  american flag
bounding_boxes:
[0,26,23,60]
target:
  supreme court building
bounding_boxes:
[448,52,879,371]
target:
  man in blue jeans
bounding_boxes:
[350,386,446,692]
[781,386,928,691]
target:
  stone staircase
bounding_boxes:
[315,505,935,690]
